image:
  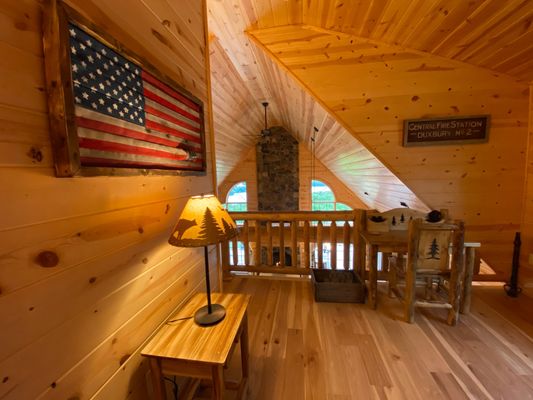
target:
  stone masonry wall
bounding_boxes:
[256,126,299,211]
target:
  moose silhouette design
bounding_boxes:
[173,218,197,239]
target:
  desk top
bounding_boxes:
[360,230,480,249]
[141,292,250,365]
[360,230,408,250]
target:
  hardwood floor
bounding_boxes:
[220,276,533,400]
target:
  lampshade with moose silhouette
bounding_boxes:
[168,194,238,325]
[169,194,237,247]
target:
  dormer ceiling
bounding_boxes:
[207,0,531,212]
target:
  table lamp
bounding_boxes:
[168,194,238,326]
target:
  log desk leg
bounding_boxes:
[142,293,250,400]
[360,231,409,310]
[366,243,378,309]
[460,244,480,314]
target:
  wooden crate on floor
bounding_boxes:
[311,269,365,303]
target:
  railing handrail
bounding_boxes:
[229,210,363,222]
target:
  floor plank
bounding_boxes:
[220,276,533,400]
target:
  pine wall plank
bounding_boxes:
[520,84,533,285]
[0,0,215,399]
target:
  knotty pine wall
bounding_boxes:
[521,86,533,286]
[0,1,218,399]
[219,146,259,211]
[219,143,368,211]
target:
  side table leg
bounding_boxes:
[241,313,249,379]
[234,313,249,399]
[212,365,224,400]
[149,358,166,400]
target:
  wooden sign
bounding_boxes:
[403,115,490,147]
[43,0,206,177]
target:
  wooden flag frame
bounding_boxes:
[42,0,207,177]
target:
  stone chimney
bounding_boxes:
[256,126,299,211]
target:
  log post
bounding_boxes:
[343,221,350,270]
[291,221,298,267]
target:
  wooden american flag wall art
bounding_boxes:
[43,0,206,177]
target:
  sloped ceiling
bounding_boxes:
[207,0,532,273]
[207,0,532,213]
[208,0,432,212]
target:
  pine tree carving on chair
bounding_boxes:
[388,218,465,325]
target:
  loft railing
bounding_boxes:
[221,210,366,276]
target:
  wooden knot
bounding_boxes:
[119,354,131,366]
[28,147,43,163]
[35,251,59,268]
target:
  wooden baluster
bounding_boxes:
[232,235,238,266]
[317,221,323,269]
[303,220,310,268]
[291,220,298,267]
[330,221,337,270]
[254,220,261,267]
[267,221,273,266]
[221,239,230,270]
[243,220,249,267]
[343,221,350,270]
[279,221,285,267]
[354,212,365,277]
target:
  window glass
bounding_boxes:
[225,182,247,212]
[226,182,247,265]
[311,180,352,211]
[312,180,335,202]
[335,202,352,211]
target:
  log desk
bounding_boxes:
[141,292,250,400]
[360,230,480,312]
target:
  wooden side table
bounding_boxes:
[141,292,250,400]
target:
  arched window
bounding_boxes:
[311,180,335,211]
[310,180,353,269]
[225,181,247,212]
[311,180,352,211]
[225,182,247,266]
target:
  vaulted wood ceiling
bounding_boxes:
[207,0,531,212]
[207,0,532,272]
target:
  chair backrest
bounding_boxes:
[366,208,439,232]
[408,218,464,272]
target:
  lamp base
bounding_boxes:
[194,304,226,326]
